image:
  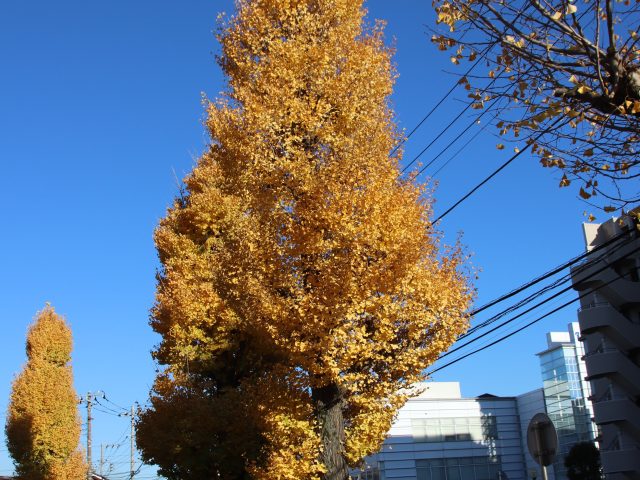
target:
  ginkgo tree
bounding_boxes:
[139,1,473,479]
[431,0,640,213]
[5,306,87,480]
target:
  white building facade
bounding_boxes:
[354,323,601,480]
[354,383,527,480]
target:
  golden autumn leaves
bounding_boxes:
[138,1,472,479]
[6,306,87,480]
[5,2,473,479]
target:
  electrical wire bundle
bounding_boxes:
[427,225,639,375]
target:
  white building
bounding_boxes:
[354,382,526,480]
[571,211,640,479]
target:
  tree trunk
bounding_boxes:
[312,383,349,480]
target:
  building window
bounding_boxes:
[416,456,501,480]
[411,416,498,443]
[351,465,382,480]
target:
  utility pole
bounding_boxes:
[115,402,137,479]
[129,404,135,480]
[86,392,93,480]
[83,391,105,480]
[100,443,104,477]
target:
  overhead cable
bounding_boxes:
[432,117,566,225]
[468,225,633,318]
[391,43,495,158]
[445,239,637,358]
[428,244,640,375]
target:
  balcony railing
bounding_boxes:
[578,301,611,313]
[583,346,620,359]
[601,433,621,452]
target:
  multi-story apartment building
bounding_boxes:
[571,211,640,480]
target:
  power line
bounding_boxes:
[395,1,541,171]
[103,395,129,413]
[409,66,539,179]
[111,425,132,450]
[429,296,576,375]
[464,273,572,338]
[431,113,497,178]
[94,398,127,416]
[412,7,596,222]
[412,95,501,178]
[428,244,640,375]
[103,440,127,469]
[468,226,633,318]
[394,2,537,161]
[451,237,638,355]
[92,406,122,417]
[401,76,499,174]
[391,44,495,158]
[466,235,630,340]
[432,117,566,225]
[448,262,608,358]
[457,289,578,361]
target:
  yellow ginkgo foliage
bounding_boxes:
[142,1,473,478]
[5,306,87,480]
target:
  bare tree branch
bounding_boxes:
[431,0,640,212]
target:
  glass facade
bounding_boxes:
[539,345,595,480]
[416,456,501,480]
[411,416,498,443]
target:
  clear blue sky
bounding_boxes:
[0,1,593,477]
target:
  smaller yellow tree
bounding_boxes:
[5,305,87,480]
